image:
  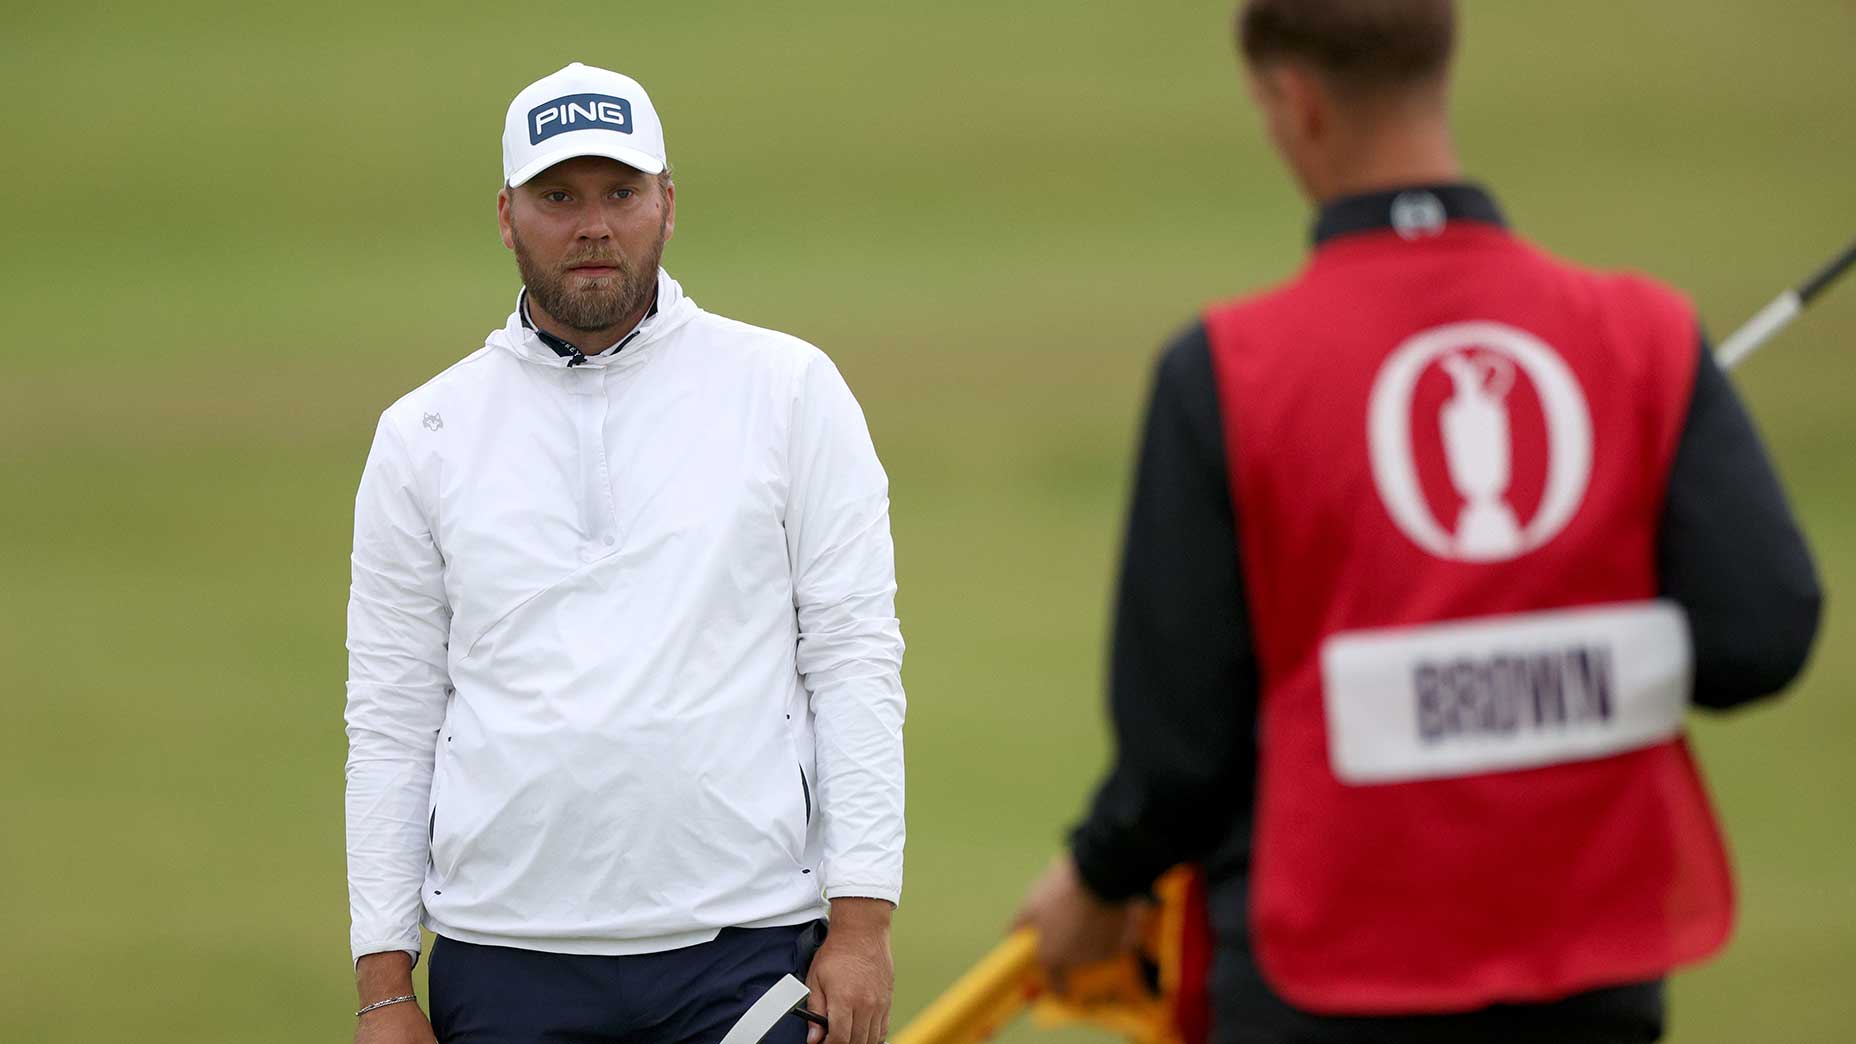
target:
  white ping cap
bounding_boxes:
[502,62,667,187]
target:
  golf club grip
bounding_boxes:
[890,930,1040,1044]
[1717,234,1856,369]
[1715,291,1802,370]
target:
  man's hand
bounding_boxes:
[353,951,437,1044]
[804,897,895,1044]
[354,1001,437,1044]
[1012,853,1144,994]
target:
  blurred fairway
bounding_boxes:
[1,2,1851,1041]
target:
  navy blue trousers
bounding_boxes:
[430,922,824,1044]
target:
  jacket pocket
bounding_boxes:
[427,743,456,880]
[781,711,816,863]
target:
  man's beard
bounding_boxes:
[512,219,667,334]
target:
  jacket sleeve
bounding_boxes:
[345,415,452,963]
[1069,324,1260,902]
[1660,337,1822,708]
[785,351,907,906]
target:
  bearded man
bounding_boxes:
[344,63,904,1044]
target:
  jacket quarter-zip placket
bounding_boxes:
[566,365,618,561]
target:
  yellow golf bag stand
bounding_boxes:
[892,867,1208,1044]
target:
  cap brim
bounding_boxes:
[507,140,666,186]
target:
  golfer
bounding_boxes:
[1017,3,1820,1042]
[345,63,903,1044]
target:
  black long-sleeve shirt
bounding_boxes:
[1066,267,1822,1040]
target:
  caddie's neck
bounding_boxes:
[1313,107,1460,205]
[1255,63,1462,207]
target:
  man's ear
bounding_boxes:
[661,179,676,243]
[1276,61,1331,147]
[497,187,516,251]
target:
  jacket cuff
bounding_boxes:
[824,882,902,907]
[351,937,423,968]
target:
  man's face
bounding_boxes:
[498,155,676,333]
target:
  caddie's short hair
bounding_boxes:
[1238,0,1456,90]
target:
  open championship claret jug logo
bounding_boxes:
[1367,322,1594,562]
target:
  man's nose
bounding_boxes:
[574,202,614,241]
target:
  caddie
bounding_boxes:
[344,62,904,1044]
[1016,3,1822,1042]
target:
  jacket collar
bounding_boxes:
[491,268,696,369]
[1312,183,1506,247]
[519,288,658,365]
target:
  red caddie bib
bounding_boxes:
[1204,220,1734,1014]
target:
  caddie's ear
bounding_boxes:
[1274,60,1331,146]
[497,186,516,251]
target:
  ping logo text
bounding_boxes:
[528,94,633,144]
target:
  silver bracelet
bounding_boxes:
[355,994,419,1018]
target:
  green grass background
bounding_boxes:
[1,2,1850,1040]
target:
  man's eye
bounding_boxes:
[612,189,635,200]
[545,192,570,203]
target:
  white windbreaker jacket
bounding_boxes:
[345,270,905,962]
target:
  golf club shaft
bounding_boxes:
[1715,236,1856,370]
